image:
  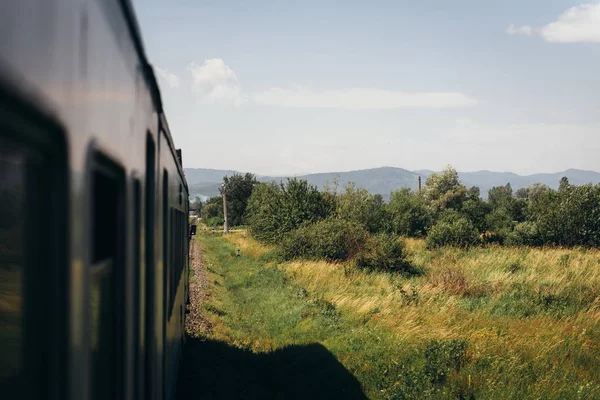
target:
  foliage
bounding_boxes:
[246,179,332,243]
[279,218,368,261]
[189,196,203,215]
[505,221,542,246]
[479,231,506,245]
[355,233,416,274]
[528,183,600,246]
[205,216,224,228]
[460,188,491,232]
[426,211,480,249]
[422,165,468,214]
[423,339,468,385]
[488,183,513,209]
[194,232,600,399]
[240,164,600,250]
[329,182,389,233]
[484,206,515,233]
[388,188,432,237]
[222,173,258,226]
[200,196,223,221]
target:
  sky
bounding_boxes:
[131,0,600,176]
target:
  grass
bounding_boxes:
[181,231,600,399]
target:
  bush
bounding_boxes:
[424,339,468,385]
[505,222,542,246]
[205,216,224,228]
[388,188,432,237]
[280,218,368,261]
[331,183,389,233]
[356,233,416,274]
[246,179,332,244]
[479,231,506,245]
[426,212,479,249]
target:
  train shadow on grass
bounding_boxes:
[176,336,367,400]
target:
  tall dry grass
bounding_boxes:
[221,231,600,397]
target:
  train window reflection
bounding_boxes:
[89,158,124,400]
[0,146,25,396]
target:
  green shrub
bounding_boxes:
[388,188,432,237]
[331,183,389,233]
[424,339,468,385]
[426,212,479,248]
[280,218,368,261]
[246,180,332,244]
[205,216,224,228]
[479,231,506,245]
[356,233,416,274]
[505,221,542,246]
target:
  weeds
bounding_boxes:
[187,231,600,400]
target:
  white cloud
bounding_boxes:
[156,67,181,88]
[508,3,600,43]
[506,24,533,36]
[185,59,477,110]
[252,86,478,109]
[187,59,246,106]
[540,3,600,43]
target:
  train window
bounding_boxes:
[0,144,27,396]
[162,171,169,322]
[144,135,155,399]
[0,135,61,400]
[132,178,142,400]
[167,207,186,317]
[89,155,125,400]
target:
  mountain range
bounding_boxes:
[184,167,600,201]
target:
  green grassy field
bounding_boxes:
[180,230,600,399]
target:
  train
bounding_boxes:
[0,1,190,399]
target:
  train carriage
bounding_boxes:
[0,1,190,399]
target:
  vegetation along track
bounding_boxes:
[177,230,600,400]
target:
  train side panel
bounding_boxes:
[0,1,189,400]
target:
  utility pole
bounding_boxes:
[418,176,422,193]
[222,184,229,233]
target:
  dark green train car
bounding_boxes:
[0,1,190,399]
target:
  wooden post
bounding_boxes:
[418,176,422,193]
[222,187,229,234]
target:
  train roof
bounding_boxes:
[118,0,188,191]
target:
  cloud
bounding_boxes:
[156,67,181,88]
[506,24,533,36]
[540,3,600,43]
[185,59,477,109]
[252,86,478,109]
[187,59,246,106]
[507,3,600,43]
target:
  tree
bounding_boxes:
[559,176,570,193]
[245,182,282,242]
[514,188,529,199]
[200,196,224,227]
[388,188,431,237]
[246,179,332,243]
[483,183,526,233]
[426,210,480,249]
[189,196,202,215]
[422,165,467,214]
[488,183,513,209]
[331,182,388,233]
[222,173,257,227]
[461,187,491,232]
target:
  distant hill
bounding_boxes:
[185,168,240,185]
[184,167,600,201]
[265,167,421,196]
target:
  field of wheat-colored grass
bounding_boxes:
[196,230,600,398]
